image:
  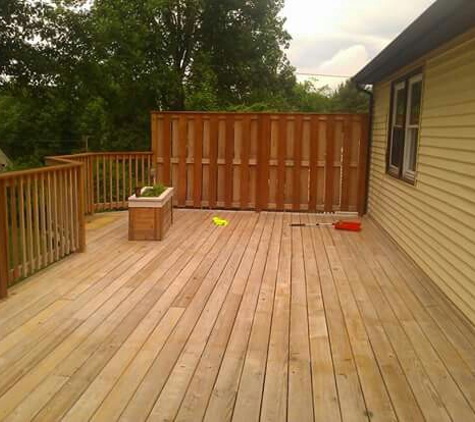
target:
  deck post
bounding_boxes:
[0,179,9,299]
[77,163,86,252]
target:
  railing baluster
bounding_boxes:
[95,155,100,212]
[128,154,132,198]
[26,175,34,273]
[33,174,41,268]
[77,163,86,252]
[46,172,53,264]
[135,156,139,189]
[0,179,9,298]
[10,179,20,279]
[115,154,119,209]
[39,174,47,268]
[120,154,127,208]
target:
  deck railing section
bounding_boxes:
[1,112,370,297]
[0,152,153,297]
[151,112,369,213]
[48,152,153,214]
[0,158,86,295]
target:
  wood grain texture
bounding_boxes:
[194,115,203,207]
[209,115,219,209]
[324,116,335,212]
[0,209,473,422]
[151,112,369,212]
[0,180,8,298]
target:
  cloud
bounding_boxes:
[282,0,437,77]
[318,44,370,76]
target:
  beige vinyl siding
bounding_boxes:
[368,32,475,324]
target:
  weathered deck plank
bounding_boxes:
[0,209,474,422]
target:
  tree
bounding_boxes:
[0,0,368,165]
[330,80,369,113]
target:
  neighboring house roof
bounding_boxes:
[353,0,475,84]
[0,148,11,169]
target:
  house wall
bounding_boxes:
[368,30,475,324]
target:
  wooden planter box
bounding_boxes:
[128,187,174,241]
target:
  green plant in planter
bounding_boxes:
[141,183,167,198]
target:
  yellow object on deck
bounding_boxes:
[213,216,229,227]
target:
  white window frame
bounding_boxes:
[389,81,406,176]
[402,74,423,182]
[388,72,423,184]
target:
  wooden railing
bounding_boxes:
[47,152,154,214]
[0,158,86,296]
[1,111,370,297]
[151,112,369,213]
[0,151,153,298]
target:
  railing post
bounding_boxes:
[0,179,9,299]
[77,163,86,252]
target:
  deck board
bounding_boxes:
[0,209,474,422]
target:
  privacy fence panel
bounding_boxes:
[152,112,369,214]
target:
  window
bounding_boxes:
[388,72,423,183]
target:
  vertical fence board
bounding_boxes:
[224,115,234,208]
[209,115,219,209]
[178,115,187,206]
[257,114,271,211]
[324,116,335,212]
[341,116,352,211]
[162,115,171,185]
[194,115,203,207]
[292,115,303,211]
[309,116,319,212]
[240,115,251,209]
[276,115,286,211]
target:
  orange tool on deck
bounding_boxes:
[290,220,362,232]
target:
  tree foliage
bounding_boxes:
[0,0,368,165]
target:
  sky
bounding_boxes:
[281,0,436,89]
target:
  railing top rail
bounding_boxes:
[0,161,82,181]
[0,151,153,180]
[50,152,153,159]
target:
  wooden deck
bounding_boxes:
[0,209,474,422]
